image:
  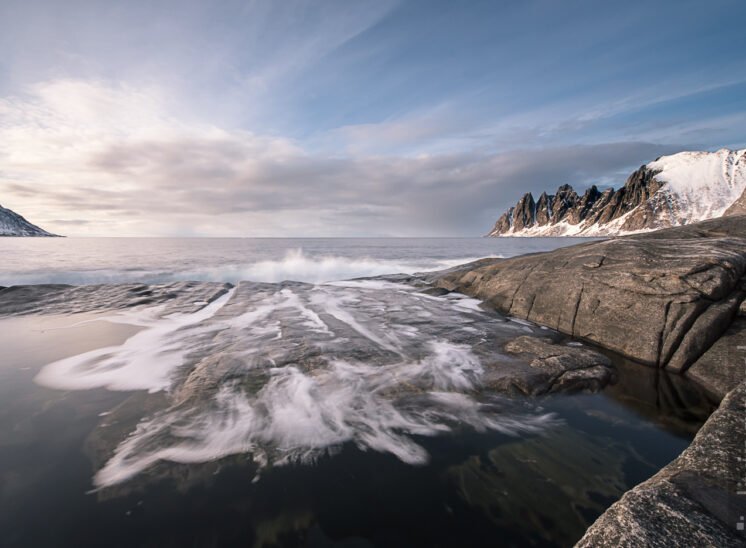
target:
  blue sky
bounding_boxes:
[0,0,744,236]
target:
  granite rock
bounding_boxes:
[575,381,746,547]
[439,215,746,396]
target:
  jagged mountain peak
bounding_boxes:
[487,148,746,237]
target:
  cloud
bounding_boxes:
[0,79,688,236]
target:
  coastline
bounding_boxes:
[436,214,746,545]
[0,217,743,544]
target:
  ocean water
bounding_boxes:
[0,237,715,547]
[0,236,590,285]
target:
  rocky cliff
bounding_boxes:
[0,203,58,236]
[488,148,746,237]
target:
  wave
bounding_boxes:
[2,249,494,285]
[34,279,554,487]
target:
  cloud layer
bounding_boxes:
[0,1,744,235]
[0,80,689,236]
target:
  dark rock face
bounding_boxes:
[440,215,746,397]
[512,192,536,231]
[0,203,59,237]
[575,380,746,547]
[491,207,514,234]
[487,166,670,236]
[549,183,580,224]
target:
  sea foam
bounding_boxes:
[34,279,556,487]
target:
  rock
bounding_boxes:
[487,149,746,237]
[0,281,234,316]
[513,192,536,231]
[686,317,746,401]
[0,203,59,236]
[9,277,617,490]
[439,215,746,397]
[495,336,615,396]
[575,381,746,547]
[536,191,551,225]
[724,187,746,217]
[4,279,615,402]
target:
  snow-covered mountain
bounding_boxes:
[0,204,58,236]
[487,148,746,237]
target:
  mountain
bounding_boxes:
[487,148,746,237]
[0,204,59,236]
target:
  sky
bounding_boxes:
[1,0,745,237]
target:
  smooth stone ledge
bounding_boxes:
[575,380,746,547]
[434,215,746,546]
[436,215,746,399]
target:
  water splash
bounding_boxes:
[35,280,557,487]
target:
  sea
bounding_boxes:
[1,236,591,286]
[0,237,714,547]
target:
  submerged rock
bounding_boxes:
[437,215,746,547]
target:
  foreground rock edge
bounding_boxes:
[575,380,746,547]
[437,215,746,401]
[436,216,746,546]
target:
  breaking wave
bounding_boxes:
[3,249,489,285]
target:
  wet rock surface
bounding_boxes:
[0,277,616,489]
[0,281,234,316]
[575,381,746,547]
[437,216,746,547]
[492,336,614,396]
[438,215,746,397]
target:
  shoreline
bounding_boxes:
[435,214,746,545]
[1,217,744,544]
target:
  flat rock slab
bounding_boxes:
[436,215,746,396]
[575,380,746,547]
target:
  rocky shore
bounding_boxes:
[1,217,744,544]
[437,215,746,545]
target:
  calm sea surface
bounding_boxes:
[0,237,714,547]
